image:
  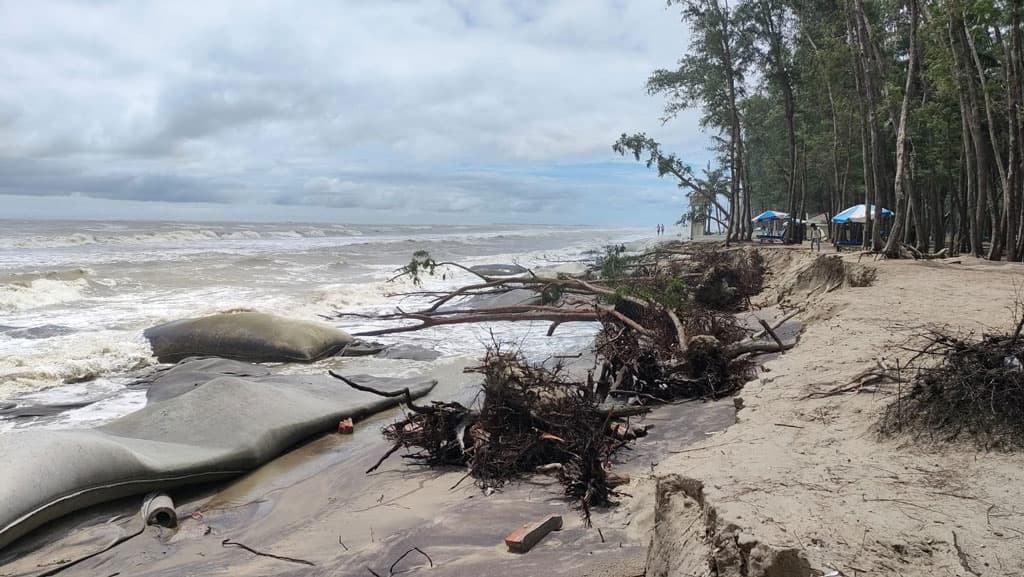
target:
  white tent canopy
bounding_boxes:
[752,210,790,223]
[832,204,893,224]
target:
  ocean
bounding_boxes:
[0,219,656,431]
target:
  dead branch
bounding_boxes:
[751,309,801,339]
[902,244,951,260]
[598,305,654,336]
[389,547,434,575]
[757,318,785,351]
[221,539,315,567]
[329,372,435,415]
[879,323,1024,448]
[725,337,795,358]
[666,309,688,352]
[351,311,601,337]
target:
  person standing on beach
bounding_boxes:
[809,223,823,251]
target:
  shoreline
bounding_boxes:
[0,225,654,431]
[3,243,1022,576]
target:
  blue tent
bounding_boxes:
[832,204,893,224]
[752,210,790,223]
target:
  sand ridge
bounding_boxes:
[651,247,1024,576]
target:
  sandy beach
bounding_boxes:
[646,249,1024,576]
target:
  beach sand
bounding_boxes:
[3,353,733,577]
[648,248,1024,576]
[5,246,1024,576]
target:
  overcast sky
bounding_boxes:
[0,1,709,225]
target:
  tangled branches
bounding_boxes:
[335,349,646,521]
[879,322,1024,449]
[337,245,787,404]
[592,245,777,401]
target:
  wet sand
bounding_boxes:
[2,352,734,577]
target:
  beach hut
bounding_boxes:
[831,204,894,249]
[753,210,790,243]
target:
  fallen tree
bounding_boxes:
[331,349,647,521]
[328,243,800,518]
[333,244,786,402]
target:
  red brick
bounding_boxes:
[337,417,354,434]
[504,515,563,553]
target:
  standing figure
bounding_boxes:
[809,223,823,251]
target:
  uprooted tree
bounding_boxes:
[334,244,789,402]
[329,244,799,517]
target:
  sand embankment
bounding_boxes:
[649,248,1024,576]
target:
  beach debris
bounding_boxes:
[879,319,1024,448]
[364,546,434,577]
[323,244,802,523]
[338,417,355,434]
[221,538,315,567]
[336,245,779,405]
[141,492,177,528]
[333,349,646,522]
[505,515,563,553]
[806,358,897,398]
[389,547,434,574]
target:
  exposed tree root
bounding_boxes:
[879,323,1024,449]
[335,350,648,523]
[329,244,799,520]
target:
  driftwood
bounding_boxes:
[902,244,951,260]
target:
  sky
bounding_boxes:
[0,1,710,225]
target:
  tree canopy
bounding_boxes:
[618,0,1024,259]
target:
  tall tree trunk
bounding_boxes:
[853,0,884,250]
[849,3,872,249]
[1002,12,1022,261]
[707,0,746,242]
[883,0,919,257]
[763,3,798,241]
[950,7,988,257]
[963,16,1008,260]
[912,157,928,251]
[857,81,873,248]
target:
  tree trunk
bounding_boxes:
[963,17,1007,260]
[950,8,987,257]
[883,0,919,257]
[853,0,884,251]
[1002,11,1022,261]
[849,3,873,249]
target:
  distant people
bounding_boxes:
[656,224,663,236]
[809,223,823,251]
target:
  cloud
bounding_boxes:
[0,0,710,223]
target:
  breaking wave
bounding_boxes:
[0,227,361,249]
[0,278,91,312]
